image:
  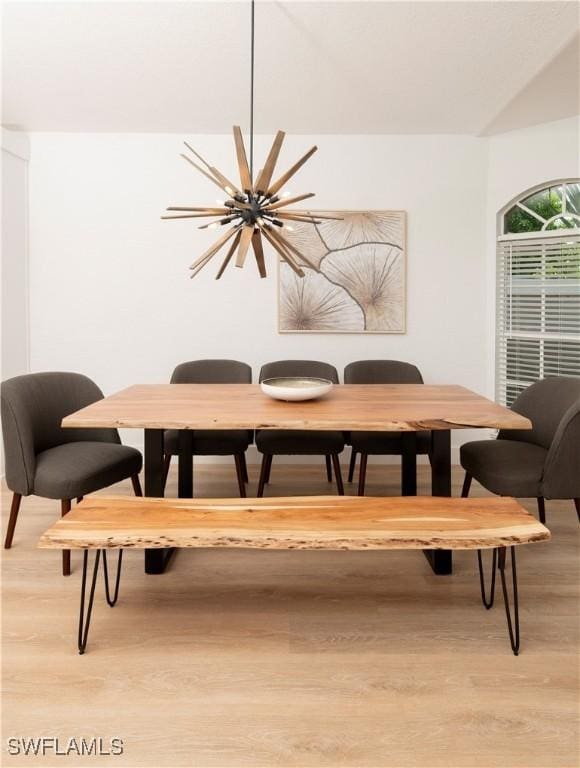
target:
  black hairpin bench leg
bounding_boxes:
[78,550,101,655]
[78,549,124,654]
[498,546,520,655]
[478,546,520,655]
[477,548,497,609]
[103,550,123,606]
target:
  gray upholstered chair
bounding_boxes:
[344,360,431,495]
[1,372,143,575]
[461,377,580,523]
[256,360,345,496]
[163,359,252,497]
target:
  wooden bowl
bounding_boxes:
[260,377,334,402]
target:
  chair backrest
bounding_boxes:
[1,372,120,496]
[542,393,580,499]
[170,359,252,384]
[499,377,580,450]
[344,360,424,384]
[259,360,339,384]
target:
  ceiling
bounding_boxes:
[2,1,579,135]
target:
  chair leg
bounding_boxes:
[241,453,249,483]
[348,449,357,483]
[325,455,332,482]
[574,499,580,524]
[131,473,143,497]
[234,455,247,498]
[161,455,171,493]
[264,453,272,484]
[358,454,368,496]
[61,499,72,576]
[537,497,546,525]
[331,454,344,496]
[461,472,472,498]
[3,493,22,549]
[257,455,272,498]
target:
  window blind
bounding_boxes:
[496,232,580,406]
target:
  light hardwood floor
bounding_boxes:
[2,463,579,768]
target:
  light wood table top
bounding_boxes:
[62,383,531,432]
[38,495,549,551]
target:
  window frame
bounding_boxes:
[495,179,580,406]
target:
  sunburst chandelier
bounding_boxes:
[162,0,340,279]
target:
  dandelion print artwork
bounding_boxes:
[279,211,406,333]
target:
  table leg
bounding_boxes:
[144,429,173,575]
[431,430,452,497]
[401,433,417,496]
[178,430,194,499]
[144,429,165,496]
[424,430,453,575]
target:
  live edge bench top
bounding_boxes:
[38,495,550,552]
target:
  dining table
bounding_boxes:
[62,382,531,576]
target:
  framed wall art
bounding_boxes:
[278,210,406,333]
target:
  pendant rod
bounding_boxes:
[250,0,255,182]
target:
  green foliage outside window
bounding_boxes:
[504,182,580,234]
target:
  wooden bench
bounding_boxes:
[38,495,550,655]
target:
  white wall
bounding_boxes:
[484,116,580,395]
[27,131,489,457]
[2,129,30,381]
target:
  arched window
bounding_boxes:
[503,180,580,234]
[497,179,580,406]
